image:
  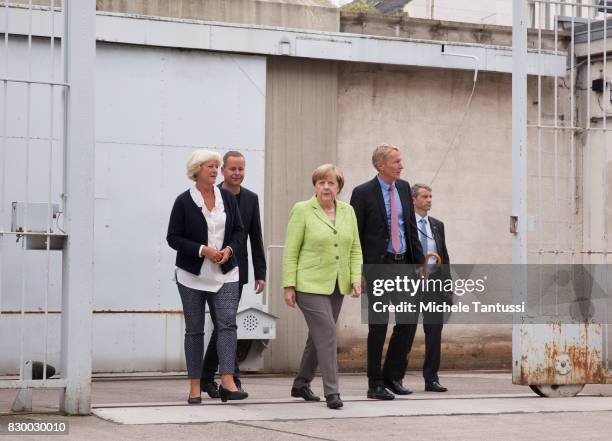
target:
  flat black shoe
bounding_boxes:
[201,381,220,399]
[425,381,448,392]
[291,386,321,402]
[384,379,413,395]
[187,395,202,404]
[325,393,343,409]
[218,384,248,402]
[367,385,395,400]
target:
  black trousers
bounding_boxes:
[201,283,244,383]
[422,320,443,383]
[417,274,446,383]
[367,256,417,387]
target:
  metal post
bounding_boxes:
[511,0,529,382]
[59,0,96,415]
[512,1,528,266]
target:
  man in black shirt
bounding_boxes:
[201,151,267,396]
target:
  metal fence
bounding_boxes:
[513,0,612,391]
[0,0,95,414]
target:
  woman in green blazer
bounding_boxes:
[283,164,363,409]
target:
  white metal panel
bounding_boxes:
[0,37,266,374]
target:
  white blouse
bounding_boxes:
[176,185,239,292]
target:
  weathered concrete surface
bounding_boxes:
[12,0,340,31]
[96,0,340,31]
[340,12,567,50]
[1,373,612,440]
[330,60,575,370]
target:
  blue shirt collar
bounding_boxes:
[377,175,395,190]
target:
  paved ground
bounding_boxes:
[1,371,612,440]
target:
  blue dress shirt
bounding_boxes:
[377,175,406,254]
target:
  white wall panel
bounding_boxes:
[0,38,266,373]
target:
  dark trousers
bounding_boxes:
[418,288,444,383]
[422,321,443,383]
[177,281,240,378]
[367,256,417,387]
[201,283,244,383]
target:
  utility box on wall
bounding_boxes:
[10,202,65,250]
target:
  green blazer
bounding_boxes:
[282,196,363,295]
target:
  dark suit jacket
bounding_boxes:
[350,176,424,265]
[167,188,243,275]
[428,215,451,279]
[218,183,266,285]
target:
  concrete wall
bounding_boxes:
[330,58,576,371]
[264,57,339,372]
[340,12,565,51]
[95,0,340,31]
[261,16,574,372]
[13,0,340,31]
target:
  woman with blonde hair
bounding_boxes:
[283,164,363,409]
[167,149,247,404]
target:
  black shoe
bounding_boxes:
[187,395,202,404]
[384,379,413,395]
[291,386,321,402]
[425,381,448,392]
[218,384,248,402]
[234,378,243,391]
[325,393,343,409]
[367,385,395,400]
[200,381,220,399]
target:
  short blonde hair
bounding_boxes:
[186,149,222,181]
[372,143,400,171]
[311,163,345,192]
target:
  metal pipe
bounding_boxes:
[42,0,56,383]
[602,0,610,371]
[537,22,543,313]
[0,78,68,87]
[511,0,529,384]
[554,1,561,315]
[0,0,8,324]
[586,7,592,261]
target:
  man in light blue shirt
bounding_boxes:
[377,176,407,254]
[412,183,451,393]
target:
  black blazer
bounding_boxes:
[350,176,424,265]
[428,216,450,266]
[428,215,452,280]
[167,188,243,275]
[218,183,266,285]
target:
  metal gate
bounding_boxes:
[0,1,95,414]
[512,0,612,396]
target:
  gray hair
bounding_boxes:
[411,183,432,198]
[371,143,400,170]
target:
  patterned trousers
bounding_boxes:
[177,281,240,378]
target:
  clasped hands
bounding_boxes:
[201,245,232,265]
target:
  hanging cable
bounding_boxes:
[430,49,479,186]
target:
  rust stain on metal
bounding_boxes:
[520,323,603,385]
